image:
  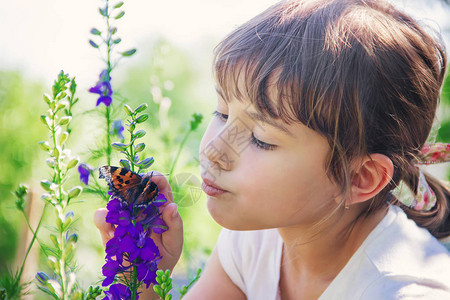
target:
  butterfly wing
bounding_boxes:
[135,173,159,205]
[99,166,142,204]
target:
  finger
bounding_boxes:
[152,203,183,262]
[144,170,174,203]
[93,208,115,246]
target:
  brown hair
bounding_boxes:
[213,0,450,238]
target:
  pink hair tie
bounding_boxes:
[418,143,450,165]
[393,143,449,212]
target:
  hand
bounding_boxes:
[94,170,184,275]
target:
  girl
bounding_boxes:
[95,0,450,298]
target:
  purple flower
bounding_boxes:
[137,259,160,288]
[89,70,113,106]
[102,259,121,286]
[111,120,125,140]
[100,176,167,294]
[103,283,135,300]
[78,163,92,185]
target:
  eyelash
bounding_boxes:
[211,110,277,151]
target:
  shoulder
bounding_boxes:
[361,276,450,300]
[360,206,450,298]
[216,228,282,297]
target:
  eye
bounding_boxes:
[212,110,228,122]
[250,133,277,151]
[212,110,277,151]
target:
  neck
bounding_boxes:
[277,205,388,281]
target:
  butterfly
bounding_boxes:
[99,166,159,206]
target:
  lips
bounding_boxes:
[201,177,227,191]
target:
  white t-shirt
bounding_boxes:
[217,205,450,299]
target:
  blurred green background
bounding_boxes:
[1,0,450,299]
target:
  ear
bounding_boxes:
[348,154,394,206]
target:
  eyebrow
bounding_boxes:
[215,86,294,137]
[247,111,294,137]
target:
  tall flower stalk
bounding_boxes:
[36,71,85,299]
[89,0,136,166]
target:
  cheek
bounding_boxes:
[199,120,218,155]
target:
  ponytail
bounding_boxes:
[391,144,450,239]
[394,167,450,239]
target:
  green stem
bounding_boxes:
[105,0,112,166]
[168,129,192,183]
[51,110,63,204]
[106,106,112,166]
[131,266,138,300]
[59,225,68,299]
[17,203,48,281]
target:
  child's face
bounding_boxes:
[199,75,341,231]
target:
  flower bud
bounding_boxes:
[38,141,51,152]
[134,103,148,113]
[134,129,146,139]
[135,113,149,123]
[68,186,82,199]
[59,116,71,126]
[67,158,79,169]
[40,115,51,128]
[41,193,53,202]
[134,143,145,153]
[119,159,131,170]
[129,123,136,132]
[46,158,56,168]
[59,131,69,145]
[40,180,52,191]
[43,94,52,105]
[137,157,154,169]
[50,234,59,247]
[36,272,50,285]
[111,142,128,151]
[153,285,161,294]
[67,233,78,244]
[56,92,67,101]
[123,104,133,116]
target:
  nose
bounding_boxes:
[202,134,235,172]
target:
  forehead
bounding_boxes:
[215,72,296,137]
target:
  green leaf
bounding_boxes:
[115,11,125,19]
[437,120,450,142]
[134,103,148,113]
[89,40,99,48]
[121,49,137,57]
[113,38,122,44]
[190,113,203,131]
[90,28,101,35]
[114,2,124,8]
[441,74,450,105]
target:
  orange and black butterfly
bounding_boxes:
[99,166,159,206]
